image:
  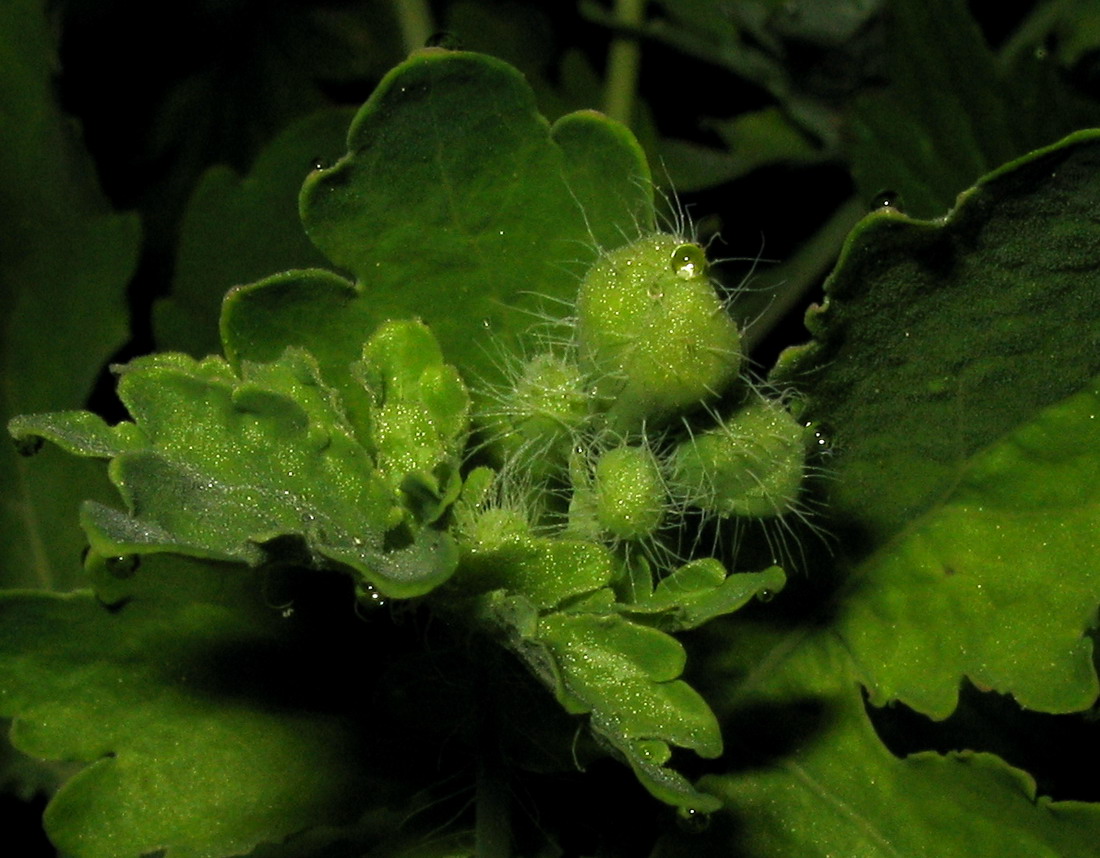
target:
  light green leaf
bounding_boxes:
[660,621,1100,858]
[450,470,614,610]
[269,49,653,382]
[623,559,786,632]
[837,378,1100,717]
[356,319,470,504]
[771,133,1100,717]
[0,558,414,858]
[533,611,723,812]
[15,345,460,600]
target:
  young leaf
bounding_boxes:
[10,336,465,600]
[622,559,786,632]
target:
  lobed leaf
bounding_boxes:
[657,620,1100,858]
[225,49,652,387]
[775,131,1100,717]
[623,559,786,632]
[155,109,354,357]
[11,330,470,600]
[532,610,723,813]
[0,557,414,858]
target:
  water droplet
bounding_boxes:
[871,190,905,213]
[426,31,463,50]
[356,582,387,610]
[756,588,775,603]
[670,243,708,279]
[13,435,43,457]
[677,806,712,833]
[310,157,328,171]
[105,555,140,579]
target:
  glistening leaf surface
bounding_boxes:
[224,50,652,384]
[772,132,1100,714]
[653,621,1100,858]
[0,559,408,858]
[11,335,463,599]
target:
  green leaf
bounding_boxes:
[623,559,786,632]
[14,342,462,600]
[155,108,355,357]
[224,49,652,384]
[533,611,723,812]
[450,468,615,610]
[0,557,413,858]
[845,0,1100,217]
[664,621,1100,858]
[771,134,1100,723]
[356,319,470,503]
[833,378,1100,717]
[0,0,140,592]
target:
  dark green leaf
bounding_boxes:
[773,132,1100,715]
[0,0,140,593]
[155,109,355,357]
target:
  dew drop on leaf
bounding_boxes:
[310,157,328,171]
[756,588,775,603]
[870,190,905,213]
[104,554,141,579]
[356,581,387,610]
[677,806,712,833]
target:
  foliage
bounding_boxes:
[3,1,1100,857]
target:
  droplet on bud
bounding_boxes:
[670,243,708,280]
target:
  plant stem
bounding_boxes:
[604,0,646,125]
[392,0,436,56]
[474,646,511,858]
[475,750,511,858]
